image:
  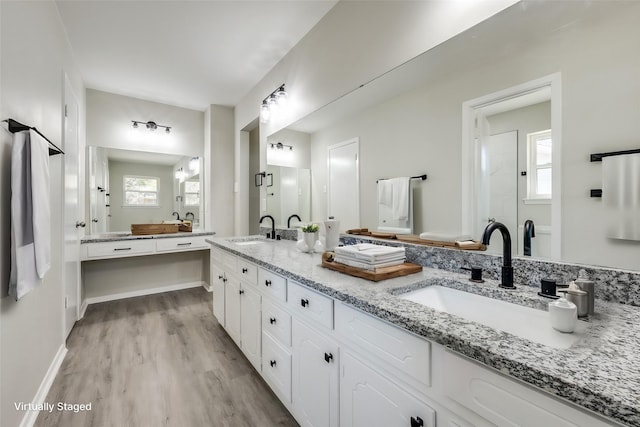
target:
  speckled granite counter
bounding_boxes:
[208,236,640,426]
[82,230,215,244]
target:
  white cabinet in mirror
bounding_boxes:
[87,146,204,233]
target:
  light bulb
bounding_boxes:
[132,121,139,129]
[268,95,278,115]
[189,157,199,172]
[260,101,270,123]
[165,127,171,134]
[276,86,287,108]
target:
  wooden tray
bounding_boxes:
[131,223,180,235]
[321,258,422,282]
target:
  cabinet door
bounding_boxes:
[240,284,262,370]
[341,351,436,427]
[224,276,241,346]
[211,265,225,325]
[292,319,339,427]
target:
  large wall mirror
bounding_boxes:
[263,1,640,271]
[87,146,204,234]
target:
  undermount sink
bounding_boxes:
[228,236,268,246]
[234,240,267,246]
[401,285,588,349]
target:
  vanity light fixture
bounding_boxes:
[175,167,186,180]
[132,120,171,134]
[260,84,287,123]
[189,157,199,172]
[270,142,293,151]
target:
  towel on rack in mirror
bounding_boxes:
[377,177,410,220]
[9,130,51,300]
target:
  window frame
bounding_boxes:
[526,129,552,201]
[183,179,200,207]
[123,175,160,207]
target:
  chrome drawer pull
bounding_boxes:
[177,242,192,246]
[113,247,131,251]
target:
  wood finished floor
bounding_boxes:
[35,287,298,427]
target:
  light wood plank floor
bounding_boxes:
[35,287,298,427]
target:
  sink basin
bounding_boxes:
[234,240,266,246]
[401,285,588,349]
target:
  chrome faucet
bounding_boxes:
[481,221,515,289]
[172,211,181,220]
[287,214,301,228]
[523,219,535,257]
[260,215,276,239]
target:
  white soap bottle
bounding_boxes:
[548,297,578,333]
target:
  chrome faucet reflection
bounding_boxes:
[260,215,276,239]
[481,221,515,289]
[523,219,535,257]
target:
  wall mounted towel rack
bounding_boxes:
[376,174,427,183]
[589,148,640,197]
[2,118,64,156]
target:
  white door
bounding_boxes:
[340,351,436,427]
[211,264,225,325]
[292,319,339,427]
[63,75,81,338]
[240,284,261,370]
[477,131,518,256]
[328,138,359,230]
[224,276,241,345]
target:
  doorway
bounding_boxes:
[327,138,359,231]
[462,74,561,260]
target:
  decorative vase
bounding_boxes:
[303,231,318,253]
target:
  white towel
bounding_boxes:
[378,180,393,207]
[419,232,473,243]
[334,244,405,263]
[9,130,50,300]
[380,177,410,220]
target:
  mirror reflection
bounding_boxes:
[265,128,312,227]
[263,1,640,270]
[88,146,203,233]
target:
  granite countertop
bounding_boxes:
[208,236,639,427]
[82,230,215,243]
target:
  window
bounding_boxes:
[123,175,159,206]
[184,180,200,206]
[527,130,552,200]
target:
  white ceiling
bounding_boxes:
[55,0,336,111]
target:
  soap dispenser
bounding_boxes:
[549,297,577,333]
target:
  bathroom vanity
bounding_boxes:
[208,235,638,427]
[80,231,214,307]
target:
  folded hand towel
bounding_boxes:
[419,232,472,243]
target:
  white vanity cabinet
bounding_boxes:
[341,351,436,427]
[291,318,339,427]
[82,234,210,261]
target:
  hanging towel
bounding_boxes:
[378,180,393,207]
[9,130,51,300]
[389,177,410,220]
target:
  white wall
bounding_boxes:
[308,2,640,270]
[233,0,518,235]
[86,89,204,156]
[0,2,85,427]
[207,105,235,236]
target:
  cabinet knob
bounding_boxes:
[75,221,86,228]
[410,416,424,427]
[269,317,276,324]
[242,267,248,273]
[218,275,224,280]
[223,278,227,283]
[324,352,333,363]
[239,289,244,295]
[265,280,272,287]
[301,298,309,308]
[270,360,276,367]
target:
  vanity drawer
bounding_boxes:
[236,258,258,286]
[334,302,431,391]
[262,297,292,347]
[155,236,208,252]
[258,268,287,302]
[287,281,333,330]
[262,332,292,403]
[85,239,155,259]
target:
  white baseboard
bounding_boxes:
[85,281,205,305]
[201,281,212,292]
[79,299,88,319]
[19,344,67,427]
